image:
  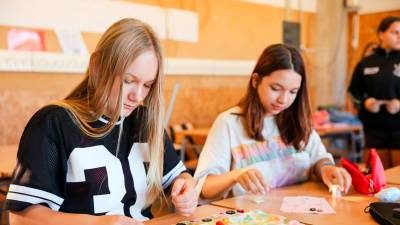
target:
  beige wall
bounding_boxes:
[0,0,315,145]
[311,0,348,108]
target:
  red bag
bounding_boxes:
[312,110,330,129]
[341,149,386,194]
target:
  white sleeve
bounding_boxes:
[194,113,232,198]
[305,130,334,166]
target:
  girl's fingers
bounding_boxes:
[254,170,270,192]
[238,173,252,193]
[247,170,266,194]
[340,168,352,193]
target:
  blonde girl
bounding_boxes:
[5,18,197,225]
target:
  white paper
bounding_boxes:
[280,196,336,214]
[55,29,88,55]
[0,0,170,39]
[166,8,198,42]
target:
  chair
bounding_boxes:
[169,123,204,173]
[0,145,16,225]
[0,177,10,225]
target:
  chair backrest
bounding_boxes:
[169,122,200,172]
[182,122,194,130]
[169,122,194,144]
[0,177,11,225]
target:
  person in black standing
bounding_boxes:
[348,16,400,168]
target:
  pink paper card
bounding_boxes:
[280,196,336,214]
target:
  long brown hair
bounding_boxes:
[54,18,166,204]
[238,44,312,150]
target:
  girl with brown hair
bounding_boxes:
[195,44,351,200]
[4,18,197,224]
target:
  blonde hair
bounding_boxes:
[54,18,165,204]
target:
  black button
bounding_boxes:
[202,218,212,222]
[226,210,236,214]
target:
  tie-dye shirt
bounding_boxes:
[194,107,333,198]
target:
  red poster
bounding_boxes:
[7,28,46,51]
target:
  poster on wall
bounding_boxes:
[7,28,46,51]
[55,29,88,55]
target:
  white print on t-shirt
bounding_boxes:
[394,64,400,77]
[363,67,380,75]
[66,144,150,221]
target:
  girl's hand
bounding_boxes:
[95,215,144,225]
[234,168,270,195]
[385,98,400,114]
[320,165,352,193]
[364,97,382,113]
[171,176,198,217]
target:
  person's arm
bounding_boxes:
[10,205,142,225]
[306,131,352,193]
[348,62,366,110]
[161,134,197,216]
[348,61,382,113]
[314,159,352,193]
[202,168,269,199]
[193,112,234,200]
[194,111,269,200]
[313,158,335,179]
[201,170,238,199]
[171,172,198,216]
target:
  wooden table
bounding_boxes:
[0,144,18,177]
[316,124,363,163]
[173,128,210,144]
[144,167,399,224]
[316,124,362,137]
[172,125,363,145]
[173,128,209,163]
[210,181,379,225]
[172,124,363,140]
[385,165,400,185]
[144,204,228,225]
[173,125,364,140]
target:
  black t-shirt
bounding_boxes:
[4,105,186,220]
[348,48,400,132]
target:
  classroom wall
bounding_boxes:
[311,0,348,108]
[0,0,315,145]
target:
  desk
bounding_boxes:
[145,166,399,224]
[173,128,210,144]
[173,128,209,163]
[210,181,377,224]
[316,124,362,137]
[0,145,18,178]
[173,125,363,146]
[385,165,400,185]
[144,205,228,225]
[172,125,363,144]
[173,125,364,164]
[173,124,363,140]
[316,124,363,163]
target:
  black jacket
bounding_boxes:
[348,47,400,132]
